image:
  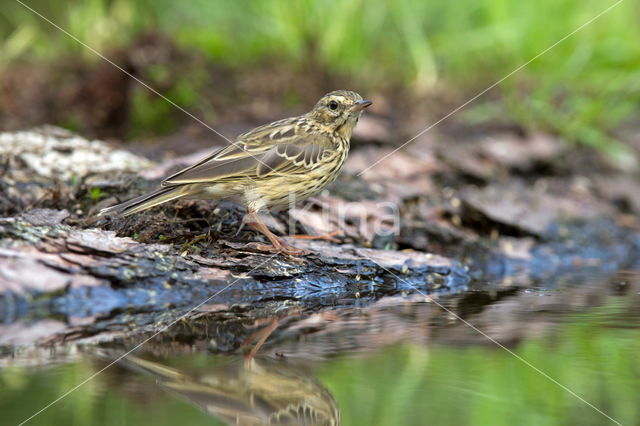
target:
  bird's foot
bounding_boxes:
[242,318,279,362]
[243,213,311,256]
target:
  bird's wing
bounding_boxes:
[161,142,263,186]
[162,118,333,186]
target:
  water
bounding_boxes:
[2,272,639,426]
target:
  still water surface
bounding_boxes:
[2,273,639,426]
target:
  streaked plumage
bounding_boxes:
[112,354,341,426]
[99,90,371,255]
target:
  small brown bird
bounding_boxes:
[99,90,371,255]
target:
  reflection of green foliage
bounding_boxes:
[1,300,639,425]
[316,305,640,426]
[0,360,220,426]
[1,0,639,155]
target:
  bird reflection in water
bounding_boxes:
[114,353,341,426]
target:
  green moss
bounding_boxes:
[89,187,103,201]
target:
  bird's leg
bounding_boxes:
[242,317,279,362]
[243,211,309,256]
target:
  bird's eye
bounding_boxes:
[328,100,339,111]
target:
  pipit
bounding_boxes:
[99,90,371,255]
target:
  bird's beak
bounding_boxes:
[350,100,373,112]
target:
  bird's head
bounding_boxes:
[309,90,372,138]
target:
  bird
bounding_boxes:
[99,90,372,255]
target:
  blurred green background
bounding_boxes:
[1,0,639,156]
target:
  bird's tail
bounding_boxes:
[98,186,188,217]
